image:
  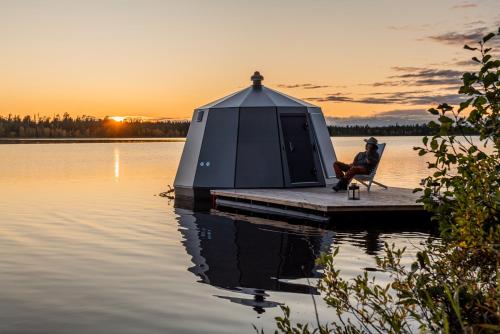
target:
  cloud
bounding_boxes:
[277,83,330,89]
[364,67,462,87]
[369,80,409,87]
[426,30,486,46]
[307,90,464,106]
[391,66,422,72]
[306,93,353,102]
[464,20,486,27]
[390,68,462,78]
[386,24,431,31]
[454,59,478,66]
[403,93,464,105]
[425,25,500,47]
[359,92,463,105]
[451,2,478,9]
[326,109,436,126]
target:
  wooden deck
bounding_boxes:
[211,185,423,214]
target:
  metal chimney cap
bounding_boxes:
[251,71,263,88]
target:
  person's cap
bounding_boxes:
[364,137,378,145]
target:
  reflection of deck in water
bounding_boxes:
[176,209,334,313]
[211,185,426,223]
[176,209,435,313]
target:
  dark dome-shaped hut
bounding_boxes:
[174,72,336,207]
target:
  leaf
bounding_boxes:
[428,108,439,115]
[467,110,479,123]
[462,72,477,86]
[483,72,498,87]
[482,32,495,43]
[433,171,443,177]
[458,98,472,112]
[463,44,477,51]
[477,151,487,160]
[428,121,439,129]
[438,115,453,124]
[473,96,487,106]
[438,103,453,112]
[491,60,500,68]
[471,56,480,63]
[447,154,457,164]
[333,247,339,256]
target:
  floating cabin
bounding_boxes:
[174,71,336,209]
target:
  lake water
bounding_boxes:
[0,137,433,333]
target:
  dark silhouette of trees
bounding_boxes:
[0,114,190,138]
[327,124,478,136]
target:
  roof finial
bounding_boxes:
[251,71,263,88]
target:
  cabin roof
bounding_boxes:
[197,72,318,109]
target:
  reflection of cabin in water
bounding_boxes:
[176,210,334,313]
[174,71,336,209]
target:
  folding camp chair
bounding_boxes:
[354,143,388,191]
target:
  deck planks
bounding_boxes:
[211,185,423,213]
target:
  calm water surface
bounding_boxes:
[0,137,432,333]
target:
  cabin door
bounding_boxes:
[279,113,324,186]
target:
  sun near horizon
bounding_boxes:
[108,116,126,122]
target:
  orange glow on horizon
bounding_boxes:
[1,1,497,121]
[109,116,126,122]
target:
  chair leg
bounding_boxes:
[372,180,388,189]
[357,180,369,188]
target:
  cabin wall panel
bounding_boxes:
[308,107,336,179]
[235,107,284,188]
[194,108,239,188]
[174,108,208,187]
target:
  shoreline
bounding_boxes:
[0,138,186,144]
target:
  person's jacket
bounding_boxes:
[352,150,380,171]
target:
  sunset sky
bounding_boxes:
[1,0,499,125]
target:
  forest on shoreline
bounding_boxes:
[0,114,190,138]
[0,114,477,138]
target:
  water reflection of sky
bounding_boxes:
[114,148,120,180]
[0,138,434,333]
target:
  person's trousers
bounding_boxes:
[333,161,370,183]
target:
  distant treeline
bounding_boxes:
[327,124,478,136]
[1,114,478,138]
[0,114,190,138]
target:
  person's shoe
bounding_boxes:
[332,178,348,192]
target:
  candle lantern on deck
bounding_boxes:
[348,182,360,200]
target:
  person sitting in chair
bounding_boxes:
[332,137,380,192]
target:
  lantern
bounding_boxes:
[348,182,360,200]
